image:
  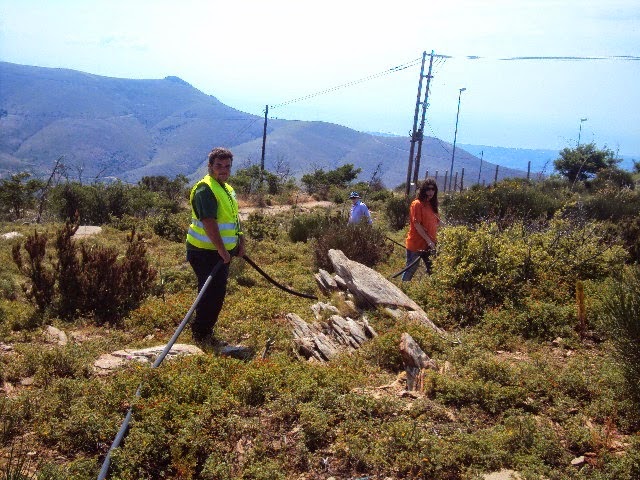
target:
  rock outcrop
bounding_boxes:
[289,249,445,363]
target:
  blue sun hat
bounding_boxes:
[349,191,360,199]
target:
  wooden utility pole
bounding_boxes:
[405,51,427,197]
[412,51,435,190]
[260,105,268,187]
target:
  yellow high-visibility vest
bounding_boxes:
[186,175,240,251]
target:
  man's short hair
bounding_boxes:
[208,147,233,164]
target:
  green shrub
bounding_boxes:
[0,269,18,300]
[6,344,92,388]
[430,373,528,414]
[49,181,174,223]
[591,167,635,190]
[12,223,157,325]
[0,172,44,221]
[602,216,640,264]
[297,403,333,451]
[383,194,411,231]
[288,211,335,243]
[442,179,561,226]
[152,211,189,243]
[482,300,575,341]
[359,319,447,372]
[108,213,147,232]
[245,212,281,241]
[602,266,640,416]
[12,230,56,313]
[431,217,627,326]
[578,187,640,221]
[313,221,393,270]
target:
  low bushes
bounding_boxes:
[383,194,411,231]
[429,216,627,326]
[244,211,281,241]
[288,211,336,243]
[313,221,393,270]
[602,266,640,424]
[442,179,562,226]
[11,222,157,325]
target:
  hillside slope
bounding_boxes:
[0,61,526,187]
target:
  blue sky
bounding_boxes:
[1,0,639,156]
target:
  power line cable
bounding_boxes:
[452,54,640,62]
[425,118,452,156]
[269,57,422,109]
[369,135,410,153]
[224,115,263,146]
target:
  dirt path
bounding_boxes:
[238,201,334,221]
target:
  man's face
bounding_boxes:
[210,157,232,182]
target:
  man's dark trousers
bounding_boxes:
[186,248,230,340]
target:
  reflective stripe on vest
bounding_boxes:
[186,175,239,250]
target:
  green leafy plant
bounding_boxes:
[245,211,281,241]
[602,266,640,420]
[152,211,189,242]
[288,211,335,243]
[12,223,157,325]
[12,230,56,314]
[383,194,411,230]
[313,221,393,270]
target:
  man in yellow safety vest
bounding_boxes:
[186,147,245,346]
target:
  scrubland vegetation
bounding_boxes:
[1,145,640,479]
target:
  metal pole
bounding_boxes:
[577,117,587,147]
[448,87,466,191]
[477,150,483,185]
[260,105,268,187]
[413,51,435,188]
[97,261,224,480]
[405,51,427,197]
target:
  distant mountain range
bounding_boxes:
[1,61,545,188]
[458,144,638,175]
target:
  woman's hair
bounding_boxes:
[417,178,438,213]
[208,147,233,164]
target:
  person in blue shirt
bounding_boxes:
[347,191,372,224]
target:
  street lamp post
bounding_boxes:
[449,87,466,191]
[577,118,588,147]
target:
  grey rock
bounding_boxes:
[44,325,68,346]
[571,456,586,467]
[483,470,522,480]
[327,249,443,334]
[311,302,340,320]
[315,269,338,294]
[1,231,23,240]
[72,225,102,238]
[94,343,204,373]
